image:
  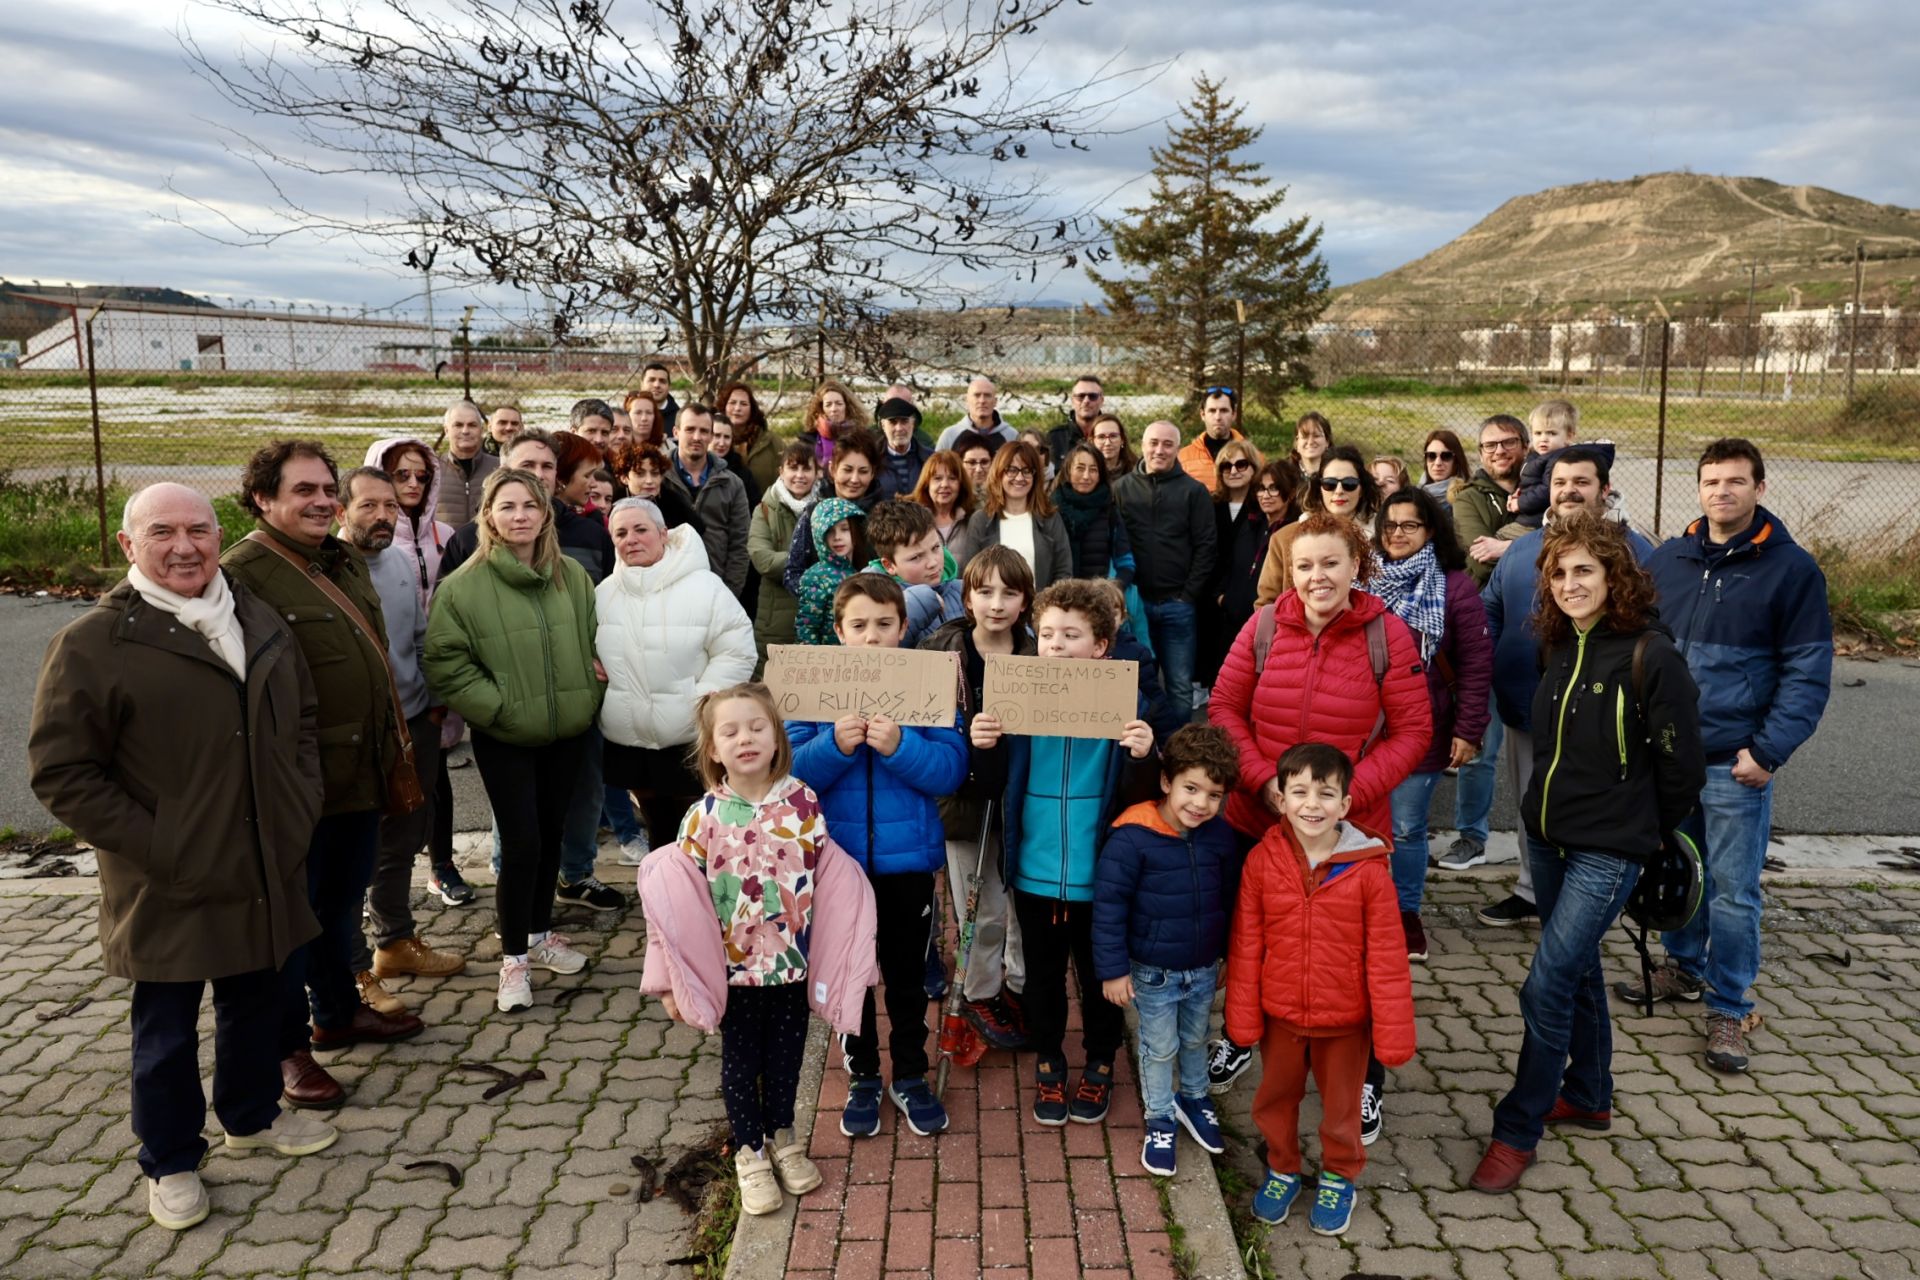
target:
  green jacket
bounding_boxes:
[1451,468,1516,587]
[423,547,604,746]
[747,487,806,660]
[222,523,398,815]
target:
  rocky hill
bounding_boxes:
[0,282,213,344]
[1327,172,1920,322]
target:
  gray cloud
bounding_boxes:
[3,1,1917,314]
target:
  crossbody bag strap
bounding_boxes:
[244,531,415,757]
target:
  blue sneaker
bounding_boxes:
[1173,1094,1225,1155]
[1251,1170,1302,1224]
[841,1076,883,1138]
[888,1076,950,1136]
[1140,1120,1178,1176]
[1309,1172,1356,1236]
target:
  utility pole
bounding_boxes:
[1737,259,1765,396]
[1847,241,1864,399]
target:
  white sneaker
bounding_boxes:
[498,956,534,1011]
[528,932,588,975]
[770,1126,822,1196]
[224,1109,339,1156]
[148,1171,210,1230]
[616,839,649,866]
[735,1144,783,1216]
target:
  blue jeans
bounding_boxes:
[1132,961,1218,1123]
[1143,597,1197,721]
[279,809,381,1049]
[1663,765,1772,1020]
[1491,839,1639,1150]
[1452,716,1502,845]
[602,784,644,845]
[492,726,605,883]
[1389,771,1442,911]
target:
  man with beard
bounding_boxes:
[1452,414,1530,588]
[1176,386,1247,491]
[1471,448,1654,927]
[1044,374,1109,469]
[335,468,466,1017]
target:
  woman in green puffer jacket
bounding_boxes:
[423,468,606,1014]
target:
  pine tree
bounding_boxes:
[1089,75,1330,417]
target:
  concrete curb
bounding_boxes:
[1166,1133,1252,1280]
[723,1015,829,1280]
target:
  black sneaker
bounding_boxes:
[1068,1061,1113,1124]
[962,998,1027,1050]
[556,875,626,910]
[428,862,475,906]
[1477,894,1539,927]
[1206,1038,1254,1096]
[1033,1060,1069,1126]
[1360,1082,1383,1146]
[1402,911,1429,962]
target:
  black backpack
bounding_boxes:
[1618,633,1706,1015]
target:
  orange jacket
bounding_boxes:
[1222,818,1416,1066]
[1176,428,1245,492]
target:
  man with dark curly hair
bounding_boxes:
[223,440,423,1114]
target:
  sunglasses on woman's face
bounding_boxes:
[1425,450,1452,461]
[1222,459,1253,472]
[1319,476,1362,492]
[1256,484,1283,496]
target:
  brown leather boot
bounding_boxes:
[281,1050,345,1110]
[372,937,466,979]
[309,1006,425,1051]
[355,970,405,1016]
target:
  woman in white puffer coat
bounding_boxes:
[596,498,758,847]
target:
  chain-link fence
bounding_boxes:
[4,298,1916,628]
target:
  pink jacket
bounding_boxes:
[638,836,877,1034]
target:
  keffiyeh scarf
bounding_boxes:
[1368,542,1448,662]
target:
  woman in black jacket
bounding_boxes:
[1470,512,1704,1194]
[1049,441,1136,585]
[1196,441,1281,691]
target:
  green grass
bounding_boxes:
[1320,374,1531,399]
[0,473,255,584]
[1809,524,1920,643]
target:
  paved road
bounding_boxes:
[4,592,1918,838]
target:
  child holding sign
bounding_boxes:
[789,575,968,1139]
[1226,743,1415,1237]
[921,546,1037,1048]
[1092,724,1240,1176]
[978,579,1157,1126]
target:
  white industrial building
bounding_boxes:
[18,298,453,372]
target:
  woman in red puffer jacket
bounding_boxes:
[1202,511,1431,1103]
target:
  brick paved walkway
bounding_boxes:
[5,856,1920,1280]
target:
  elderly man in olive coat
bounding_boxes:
[29,483,340,1232]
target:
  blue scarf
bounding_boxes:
[1369,542,1448,661]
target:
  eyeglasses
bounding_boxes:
[1481,436,1524,453]
[1071,391,1103,401]
[1424,450,1453,461]
[1222,459,1254,473]
[1381,520,1426,535]
[1318,476,1362,492]
[1003,466,1034,478]
[1256,484,1284,496]
[391,469,429,481]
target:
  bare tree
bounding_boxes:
[178,0,1152,394]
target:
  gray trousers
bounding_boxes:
[1504,719,1538,905]
[352,709,442,970]
[944,833,1025,1001]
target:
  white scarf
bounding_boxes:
[128,565,246,678]
[771,482,812,517]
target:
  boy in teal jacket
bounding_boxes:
[973,579,1157,1126]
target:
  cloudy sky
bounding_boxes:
[3,0,1917,319]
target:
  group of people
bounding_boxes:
[27,366,1833,1239]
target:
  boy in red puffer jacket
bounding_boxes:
[1225,742,1415,1237]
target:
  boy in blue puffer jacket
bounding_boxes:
[975,579,1158,1127]
[1093,724,1240,1176]
[788,574,968,1139]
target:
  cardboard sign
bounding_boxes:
[981,654,1139,740]
[764,645,959,727]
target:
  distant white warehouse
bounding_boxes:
[19,298,454,372]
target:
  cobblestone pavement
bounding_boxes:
[1217,870,1920,1280]
[7,858,1920,1279]
[0,848,725,1280]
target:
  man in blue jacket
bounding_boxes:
[1623,439,1832,1075]
[1476,448,1653,928]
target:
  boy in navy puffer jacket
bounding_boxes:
[788,574,967,1140]
[980,580,1158,1127]
[1093,724,1240,1176]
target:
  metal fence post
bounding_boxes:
[83,303,111,567]
[460,308,474,402]
[1654,319,1671,538]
